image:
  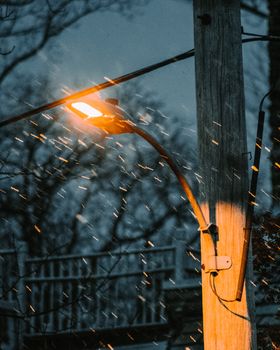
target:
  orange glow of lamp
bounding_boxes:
[67,96,215,267]
[67,97,134,135]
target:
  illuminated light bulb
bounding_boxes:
[67,98,134,135]
[71,102,103,118]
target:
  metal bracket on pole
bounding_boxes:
[201,256,232,273]
[199,224,232,272]
[200,223,218,235]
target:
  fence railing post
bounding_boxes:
[16,241,28,349]
[174,240,186,284]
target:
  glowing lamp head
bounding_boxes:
[70,102,103,118]
[66,97,134,135]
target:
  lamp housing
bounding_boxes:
[67,96,134,134]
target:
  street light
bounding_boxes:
[66,97,219,264]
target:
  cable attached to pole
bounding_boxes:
[236,87,275,301]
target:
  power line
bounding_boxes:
[1,34,280,129]
[242,35,280,43]
[0,49,194,128]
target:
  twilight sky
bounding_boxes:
[10,0,271,210]
[22,0,196,127]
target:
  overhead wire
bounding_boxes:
[0,49,195,128]
[0,33,280,129]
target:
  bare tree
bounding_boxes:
[0,79,200,349]
[0,2,202,349]
[0,79,199,256]
[0,0,149,84]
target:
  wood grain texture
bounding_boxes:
[193,1,257,348]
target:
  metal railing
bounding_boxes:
[20,242,197,336]
[0,246,25,350]
[1,241,278,350]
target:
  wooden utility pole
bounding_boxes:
[193,1,257,349]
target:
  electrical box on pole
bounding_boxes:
[193,1,257,349]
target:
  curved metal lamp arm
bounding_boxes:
[131,125,209,232]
